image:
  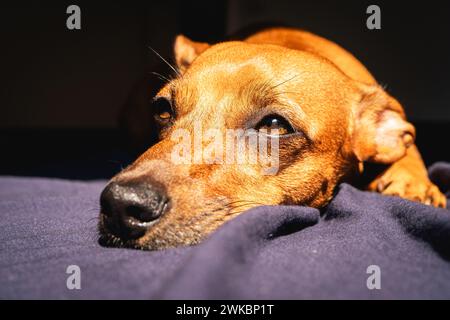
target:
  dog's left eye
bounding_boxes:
[152,97,174,124]
[255,114,295,135]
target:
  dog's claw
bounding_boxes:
[370,169,447,208]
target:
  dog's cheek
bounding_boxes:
[269,151,334,207]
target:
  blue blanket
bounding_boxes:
[1,163,450,299]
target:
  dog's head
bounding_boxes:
[98,35,414,250]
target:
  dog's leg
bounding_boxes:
[367,145,447,208]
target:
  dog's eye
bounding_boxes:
[255,114,295,135]
[152,97,173,124]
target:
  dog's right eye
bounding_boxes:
[255,114,295,136]
[152,97,174,125]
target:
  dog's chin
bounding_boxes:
[98,232,199,251]
[97,219,140,249]
[98,230,139,249]
[97,218,200,251]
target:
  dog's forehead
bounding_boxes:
[184,46,277,88]
[189,41,341,75]
[169,55,281,115]
[160,42,354,131]
[191,41,313,66]
[172,46,296,101]
[179,42,350,95]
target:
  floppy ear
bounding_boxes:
[352,83,415,164]
[173,35,210,73]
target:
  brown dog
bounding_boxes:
[99,27,446,250]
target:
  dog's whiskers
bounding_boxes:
[150,71,172,83]
[225,199,266,207]
[271,74,299,90]
[85,216,98,223]
[148,46,181,77]
[107,159,125,171]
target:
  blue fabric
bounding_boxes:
[1,163,450,299]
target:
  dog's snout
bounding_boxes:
[100,181,169,239]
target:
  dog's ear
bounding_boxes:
[351,83,415,164]
[174,35,210,73]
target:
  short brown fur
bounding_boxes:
[100,27,446,250]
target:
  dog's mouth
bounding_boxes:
[97,213,157,250]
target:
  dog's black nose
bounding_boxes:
[100,181,169,239]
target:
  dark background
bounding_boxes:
[1,0,449,179]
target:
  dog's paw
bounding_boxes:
[371,169,447,208]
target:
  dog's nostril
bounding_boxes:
[126,204,158,223]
